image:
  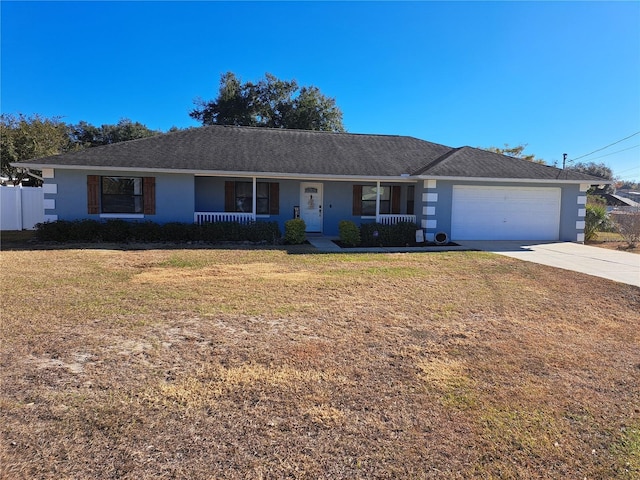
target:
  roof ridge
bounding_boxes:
[459,145,589,180]
[411,147,461,175]
[203,124,416,139]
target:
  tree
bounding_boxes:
[617,180,639,191]
[285,86,345,132]
[611,211,640,248]
[567,161,615,194]
[1,115,161,185]
[70,118,159,148]
[484,144,545,164]
[0,113,73,185]
[190,72,345,132]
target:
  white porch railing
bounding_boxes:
[194,212,256,225]
[376,214,417,225]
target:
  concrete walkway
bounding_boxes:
[305,236,640,287]
[458,241,640,287]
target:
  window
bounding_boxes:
[353,185,401,216]
[362,185,390,215]
[101,177,144,213]
[233,182,271,214]
[225,181,279,215]
[87,176,155,215]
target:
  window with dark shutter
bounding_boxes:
[406,185,415,215]
[101,177,144,213]
[87,175,100,214]
[225,181,278,215]
[143,177,155,215]
[353,185,400,216]
[391,186,401,214]
[352,185,363,216]
[225,181,235,211]
[269,183,279,215]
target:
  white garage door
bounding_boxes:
[451,186,561,240]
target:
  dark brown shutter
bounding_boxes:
[352,185,362,216]
[391,186,401,214]
[225,181,235,212]
[406,185,415,215]
[269,183,279,215]
[87,175,99,214]
[143,177,156,215]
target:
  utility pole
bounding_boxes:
[562,153,568,169]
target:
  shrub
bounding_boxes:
[360,223,384,247]
[35,219,102,242]
[180,222,201,242]
[34,220,69,242]
[200,221,229,242]
[101,219,132,242]
[34,220,281,244]
[130,221,162,242]
[284,219,306,244]
[244,221,282,243]
[339,220,360,247]
[71,219,102,242]
[584,204,608,241]
[391,221,421,246]
[611,211,640,248]
[359,222,419,247]
[199,221,280,244]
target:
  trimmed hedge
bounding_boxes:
[284,218,306,244]
[34,220,281,244]
[359,222,420,247]
[338,220,360,247]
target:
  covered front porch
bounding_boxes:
[193,211,416,226]
[193,176,418,235]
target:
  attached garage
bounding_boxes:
[451,185,561,241]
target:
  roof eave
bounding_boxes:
[14,162,610,184]
[416,174,613,185]
[11,162,419,182]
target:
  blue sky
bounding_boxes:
[2,1,639,181]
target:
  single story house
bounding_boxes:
[13,125,606,242]
[597,193,640,212]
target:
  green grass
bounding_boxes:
[611,422,640,477]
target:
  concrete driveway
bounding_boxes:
[458,241,640,287]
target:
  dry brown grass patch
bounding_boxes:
[1,247,638,479]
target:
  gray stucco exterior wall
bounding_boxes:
[417,179,587,242]
[42,169,195,224]
[39,169,587,242]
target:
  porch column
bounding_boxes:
[252,177,257,218]
[375,180,381,222]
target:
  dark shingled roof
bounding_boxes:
[17,125,451,177]
[16,125,603,182]
[415,146,600,181]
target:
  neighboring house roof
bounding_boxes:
[14,125,605,182]
[598,193,640,207]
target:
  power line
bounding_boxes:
[569,131,640,162]
[588,144,640,162]
[614,164,640,175]
[617,174,640,181]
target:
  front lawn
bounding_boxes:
[1,247,638,478]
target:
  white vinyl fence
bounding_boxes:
[1,186,44,230]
